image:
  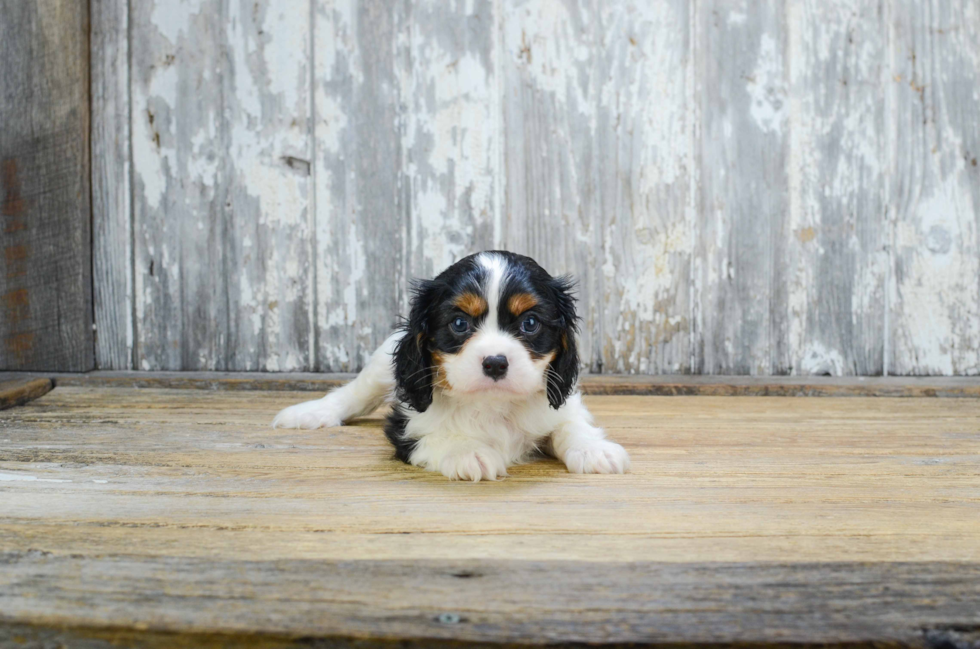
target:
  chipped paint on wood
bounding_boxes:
[313,0,406,371]
[889,0,980,376]
[403,0,497,278]
[780,0,889,376]
[595,1,693,374]
[131,0,313,372]
[500,0,602,371]
[94,0,980,376]
[696,0,788,375]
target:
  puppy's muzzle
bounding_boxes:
[482,355,508,381]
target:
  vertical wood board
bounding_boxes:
[888,0,980,375]
[92,0,133,370]
[0,0,93,372]
[695,0,788,375]
[594,0,694,374]
[776,0,889,376]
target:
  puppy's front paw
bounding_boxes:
[272,399,343,429]
[563,439,630,474]
[439,448,509,482]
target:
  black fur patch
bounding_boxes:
[383,405,417,464]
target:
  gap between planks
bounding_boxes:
[0,371,979,397]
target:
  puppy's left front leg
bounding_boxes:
[550,395,630,474]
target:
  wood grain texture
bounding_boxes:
[3,559,980,648]
[0,0,93,372]
[130,0,314,372]
[594,1,694,374]
[1,387,979,645]
[402,0,498,278]
[695,1,787,375]
[2,388,979,562]
[313,0,408,371]
[889,0,980,375]
[781,0,888,376]
[91,0,133,371]
[500,0,603,371]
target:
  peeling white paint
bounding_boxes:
[747,34,787,135]
[894,174,980,375]
[109,0,980,376]
[801,342,846,376]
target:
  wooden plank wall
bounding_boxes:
[93,0,980,376]
[0,0,93,372]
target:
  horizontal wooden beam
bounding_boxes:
[1,371,979,397]
[2,555,979,648]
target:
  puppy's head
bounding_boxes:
[394,251,579,412]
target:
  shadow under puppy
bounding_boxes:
[273,251,630,481]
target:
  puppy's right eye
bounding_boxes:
[450,316,469,334]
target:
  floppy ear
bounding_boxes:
[546,275,579,409]
[393,280,439,412]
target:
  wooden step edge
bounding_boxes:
[1,371,978,397]
[0,378,54,410]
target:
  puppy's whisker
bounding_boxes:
[546,367,565,385]
[402,366,437,382]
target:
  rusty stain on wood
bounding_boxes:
[0,0,93,372]
[1,159,27,223]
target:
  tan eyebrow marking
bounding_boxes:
[453,292,488,317]
[508,293,538,316]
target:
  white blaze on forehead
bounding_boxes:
[477,252,508,332]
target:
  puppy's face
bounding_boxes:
[394,252,579,412]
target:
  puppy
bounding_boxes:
[273,251,630,481]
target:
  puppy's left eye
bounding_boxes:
[520,314,540,335]
[450,316,469,334]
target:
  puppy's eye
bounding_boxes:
[520,314,540,335]
[450,316,469,334]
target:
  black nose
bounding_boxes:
[482,355,508,380]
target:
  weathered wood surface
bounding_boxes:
[4,370,980,397]
[696,0,785,376]
[93,0,980,375]
[889,0,980,376]
[130,0,314,372]
[2,388,979,562]
[313,0,406,372]
[0,0,93,372]
[782,0,890,376]
[1,387,979,645]
[91,0,133,371]
[3,559,980,648]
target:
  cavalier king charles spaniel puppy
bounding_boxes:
[273,251,629,481]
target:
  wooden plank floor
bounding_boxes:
[2,386,979,647]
